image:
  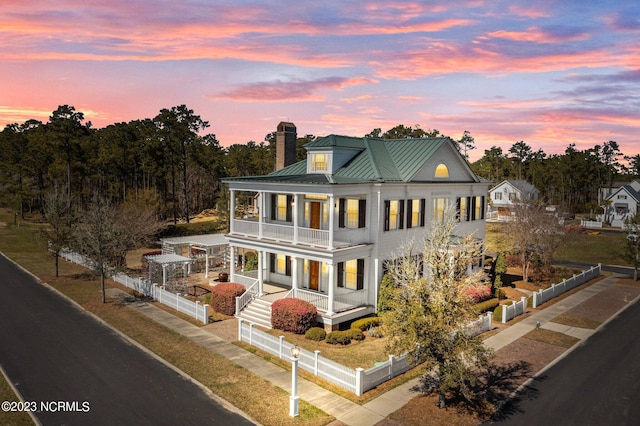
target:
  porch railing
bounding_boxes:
[293,288,329,311]
[231,219,367,248]
[235,279,259,315]
[291,288,368,313]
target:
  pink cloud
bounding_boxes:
[209,77,376,102]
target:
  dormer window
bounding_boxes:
[308,152,331,173]
[435,163,449,178]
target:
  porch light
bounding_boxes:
[289,345,301,417]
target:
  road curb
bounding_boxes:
[0,251,261,426]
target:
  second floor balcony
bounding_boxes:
[230,218,369,249]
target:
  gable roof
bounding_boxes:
[491,180,539,195]
[226,135,481,185]
[605,185,640,203]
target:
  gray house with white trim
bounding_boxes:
[224,124,490,330]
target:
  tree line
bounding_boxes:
[1,106,637,221]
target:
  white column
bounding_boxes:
[293,194,300,244]
[328,195,335,250]
[259,191,264,239]
[327,262,335,315]
[229,245,236,282]
[291,256,298,298]
[205,248,209,279]
[258,250,264,296]
[230,189,236,234]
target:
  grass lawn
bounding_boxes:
[0,370,33,426]
[0,210,333,426]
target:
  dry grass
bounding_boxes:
[0,210,333,426]
[551,313,602,330]
[522,328,580,349]
[0,371,34,426]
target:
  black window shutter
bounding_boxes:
[269,253,275,273]
[420,198,426,227]
[466,197,471,221]
[286,195,293,222]
[471,196,477,220]
[481,196,486,219]
[406,199,413,229]
[285,256,291,276]
[455,197,461,221]
[270,194,276,219]
[337,262,344,288]
[399,200,405,229]
[339,198,346,228]
[357,259,364,290]
[384,200,390,231]
[358,199,366,228]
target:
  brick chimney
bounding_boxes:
[275,122,297,171]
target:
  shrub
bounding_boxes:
[493,306,503,322]
[325,330,351,345]
[210,283,245,315]
[345,328,365,341]
[464,285,492,303]
[377,273,396,313]
[244,252,258,271]
[367,325,384,338]
[202,292,212,305]
[351,316,381,331]
[474,298,499,314]
[271,298,317,334]
[304,327,326,341]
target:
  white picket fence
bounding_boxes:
[501,296,528,323]
[238,311,493,396]
[59,248,209,324]
[532,264,602,308]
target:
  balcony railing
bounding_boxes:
[231,219,368,248]
[292,288,368,313]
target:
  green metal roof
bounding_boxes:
[224,135,467,185]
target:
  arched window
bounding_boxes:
[435,163,449,178]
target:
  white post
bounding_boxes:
[291,256,298,298]
[230,246,236,282]
[259,191,264,239]
[290,357,299,417]
[328,195,335,249]
[293,193,300,244]
[258,250,264,296]
[327,263,335,315]
[238,318,243,341]
[230,189,236,234]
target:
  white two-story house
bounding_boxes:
[224,124,490,330]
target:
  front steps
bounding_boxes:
[236,298,272,329]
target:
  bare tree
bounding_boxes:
[505,200,564,282]
[623,213,640,281]
[381,208,492,408]
[42,188,75,277]
[74,196,164,303]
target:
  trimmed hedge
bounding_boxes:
[210,282,245,315]
[326,330,351,345]
[351,316,381,331]
[271,298,317,334]
[474,298,499,314]
[344,328,365,341]
[304,327,326,341]
[493,306,503,322]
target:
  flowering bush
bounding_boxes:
[271,298,317,334]
[463,285,492,303]
[210,283,245,315]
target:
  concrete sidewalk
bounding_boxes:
[129,273,631,426]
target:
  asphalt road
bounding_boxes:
[0,253,255,426]
[491,288,640,425]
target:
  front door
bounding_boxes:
[310,202,321,229]
[309,260,320,291]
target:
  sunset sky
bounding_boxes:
[1,0,639,162]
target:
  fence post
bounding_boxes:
[195,301,201,323]
[486,311,492,330]
[235,296,241,316]
[204,304,209,325]
[279,336,285,359]
[520,296,527,315]
[176,293,181,312]
[249,323,254,346]
[356,368,364,396]
[532,291,538,308]
[501,304,508,324]
[388,355,394,379]
[238,319,244,342]
[314,350,320,375]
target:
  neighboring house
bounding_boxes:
[488,179,540,220]
[598,180,640,206]
[223,123,490,331]
[602,184,640,227]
